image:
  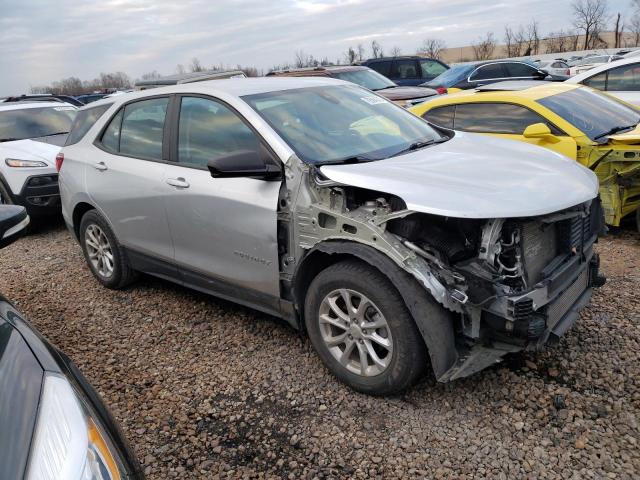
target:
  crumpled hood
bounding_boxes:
[319,132,599,219]
[378,86,438,101]
[0,137,64,166]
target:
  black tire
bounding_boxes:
[0,181,14,206]
[304,260,427,395]
[79,210,137,289]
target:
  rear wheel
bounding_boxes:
[304,260,427,395]
[79,210,136,289]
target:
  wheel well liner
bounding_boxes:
[71,202,95,240]
[293,240,459,380]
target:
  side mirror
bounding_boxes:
[535,69,549,79]
[0,205,29,249]
[523,123,554,139]
[207,149,280,180]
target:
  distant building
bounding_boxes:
[437,31,639,64]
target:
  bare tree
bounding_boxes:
[140,70,161,81]
[357,44,365,61]
[344,46,357,64]
[527,20,540,55]
[417,38,446,59]
[371,40,384,58]
[294,50,318,68]
[389,46,402,56]
[613,12,624,48]
[572,0,609,50]
[545,30,570,53]
[176,64,186,75]
[504,26,521,57]
[630,15,640,46]
[190,57,204,72]
[472,32,497,61]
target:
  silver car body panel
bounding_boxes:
[319,132,599,219]
[83,148,174,262]
[162,164,281,297]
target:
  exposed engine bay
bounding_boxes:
[278,157,605,382]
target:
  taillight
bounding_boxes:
[55,152,64,172]
[436,87,448,95]
[566,68,570,75]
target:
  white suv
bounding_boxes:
[59,78,604,394]
[0,101,77,216]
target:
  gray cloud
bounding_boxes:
[0,0,630,95]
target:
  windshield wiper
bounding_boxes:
[594,124,637,141]
[320,155,376,165]
[42,131,69,136]
[0,137,22,143]
[372,85,399,91]
[391,138,445,157]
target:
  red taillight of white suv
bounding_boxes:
[55,152,64,172]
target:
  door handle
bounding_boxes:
[166,177,190,189]
[94,161,107,171]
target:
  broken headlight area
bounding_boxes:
[388,198,605,348]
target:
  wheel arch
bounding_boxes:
[71,201,97,241]
[292,240,460,380]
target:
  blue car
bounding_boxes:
[362,56,449,86]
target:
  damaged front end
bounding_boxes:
[280,157,606,383]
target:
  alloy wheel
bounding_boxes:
[318,288,393,376]
[85,224,114,278]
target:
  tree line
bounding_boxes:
[30,0,638,95]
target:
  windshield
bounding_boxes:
[0,106,76,142]
[538,87,640,141]
[424,64,474,87]
[243,85,443,165]
[331,69,396,91]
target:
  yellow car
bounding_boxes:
[410,81,640,229]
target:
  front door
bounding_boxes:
[163,95,282,307]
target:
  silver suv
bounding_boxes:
[60,78,605,395]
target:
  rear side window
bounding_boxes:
[504,62,539,77]
[393,60,419,79]
[368,61,392,77]
[470,64,505,81]
[100,97,169,161]
[65,104,111,146]
[454,103,560,135]
[423,105,455,129]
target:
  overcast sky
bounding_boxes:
[0,0,631,95]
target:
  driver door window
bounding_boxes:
[453,103,559,134]
[178,97,262,169]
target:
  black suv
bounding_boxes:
[362,56,449,86]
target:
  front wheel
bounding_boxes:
[304,260,427,395]
[79,210,136,289]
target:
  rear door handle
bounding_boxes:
[94,161,107,171]
[166,177,190,189]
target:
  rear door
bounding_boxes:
[86,96,175,265]
[453,102,578,158]
[418,59,448,82]
[162,95,282,308]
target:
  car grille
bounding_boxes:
[545,268,589,330]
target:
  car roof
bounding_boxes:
[269,65,368,76]
[425,81,581,104]
[0,101,76,112]
[567,55,640,83]
[88,77,350,108]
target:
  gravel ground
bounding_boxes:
[1,220,638,479]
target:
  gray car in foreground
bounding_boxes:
[59,77,605,395]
